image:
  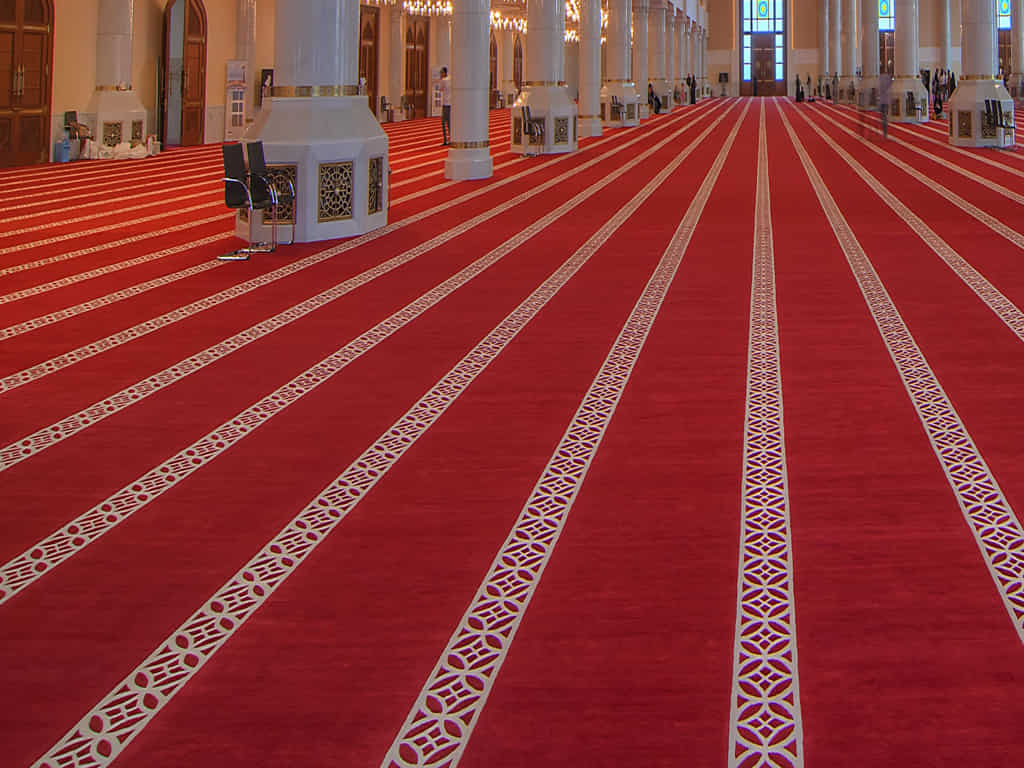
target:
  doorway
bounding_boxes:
[162,0,206,146]
[359,5,378,116]
[0,0,53,167]
[749,32,779,96]
[405,15,428,118]
[880,31,894,75]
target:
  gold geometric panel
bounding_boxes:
[262,164,298,225]
[981,110,997,138]
[957,110,972,138]
[890,100,900,118]
[318,161,354,222]
[627,103,636,120]
[554,117,569,145]
[600,102,606,121]
[573,115,577,143]
[131,120,144,142]
[368,156,383,215]
[513,116,522,144]
[102,121,122,147]
[949,117,953,137]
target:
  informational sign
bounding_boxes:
[225,60,248,142]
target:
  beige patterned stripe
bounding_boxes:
[1,164,220,208]
[384,99,750,768]
[0,213,232,278]
[1,189,219,231]
[795,106,1024,342]
[30,99,742,768]
[778,99,1024,644]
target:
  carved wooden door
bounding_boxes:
[404,15,429,118]
[359,5,378,115]
[750,32,776,97]
[0,0,52,167]
[164,0,206,146]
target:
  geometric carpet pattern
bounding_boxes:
[2,98,1023,768]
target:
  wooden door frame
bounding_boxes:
[359,4,379,116]
[0,0,54,166]
[161,0,207,146]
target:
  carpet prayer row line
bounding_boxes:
[1,98,1023,767]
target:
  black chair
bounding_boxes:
[245,141,295,247]
[610,95,623,121]
[521,106,544,156]
[219,141,294,261]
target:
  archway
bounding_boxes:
[0,0,53,167]
[162,0,207,146]
[739,0,785,96]
[359,5,379,115]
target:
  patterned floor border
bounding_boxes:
[795,106,1024,343]
[2,188,219,230]
[0,102,732,606]
[777,99,1024,645]
[381,101,751,768]
[728,102,804,768]
[29,100,742,768]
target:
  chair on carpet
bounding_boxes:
[521,105,545,157]
[246,140,295,247]
[610,96,623,121]
[219,142,293,261]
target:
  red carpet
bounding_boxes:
[1,101,1023,767]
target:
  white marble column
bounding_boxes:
[666,10,677,106]
[1011,0,1024,93]
[857,0,879,108]
[686,20,694,81]
[88,0,147,146]
[246,0,389,240]
[601,0,640,125]
[579,0,603,135]
[633,0,651,117]
[648,4,671,108]
[446,0,493,177]
[829,0,842,85]
[498,28,516,104]
[820,0,830,85]
[388,7,405,120]
[513,0,579,153]
[948,0,1014,145]
[891,0,929,120]
[941,0,952,69]
[839,0,857,101]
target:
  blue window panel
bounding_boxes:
[744,64,752,80]
[775,62,783,79]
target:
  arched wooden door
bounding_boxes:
[162,0,206,146]
[488,31,497,107]
[359,5,378,115]
[404,15,428,118]
[513,34,523,90]
[0,0,53,167]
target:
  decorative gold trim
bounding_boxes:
[522,80,562,87]
[270,85,359,98]
[448,139,491,149]
[604,78,635,84]
[894,74,922,80]
[960,75,999,81]
[95,85,132,92]
[318,161,354,222]
[576,114,601,120]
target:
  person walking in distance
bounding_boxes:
[439,66,451,146]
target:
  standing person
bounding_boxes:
[439,66,451,146]
[879,73,892,138]
[689,74,697,105]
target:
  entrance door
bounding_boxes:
[359,5,378,115]
[750,32,777,97]
[0,0,52,167]
[162,0,206,146]
[404,15,428,118]
[880,31,894,75]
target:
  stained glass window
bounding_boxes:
[879,0,894,31]
[742,0,784,81]
[998,0,1011,30]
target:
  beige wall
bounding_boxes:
[792,0,819,50]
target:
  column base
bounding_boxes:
[650,78,674,111]
[889,76,929,123]
[600,81,642,127]
[511,86,579,155]
[947,78,1015,148]
[86,88,147,150]
[444,146,493,179]
[577,115,603,137]
[838,76,857,104]
[856,76,879,110]
[242,94,388,242]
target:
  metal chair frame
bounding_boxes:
[219,141,295,261]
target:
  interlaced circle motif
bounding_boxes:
[3,186,216,228]
[383,101,750,768]
[31,104,737,767]
[798,109,1024,343]
[0,213,230,278]
[729,104,803,768]
[779,102,1024,644]
[0,233,230,306]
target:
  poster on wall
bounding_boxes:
[225,60,249,142]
